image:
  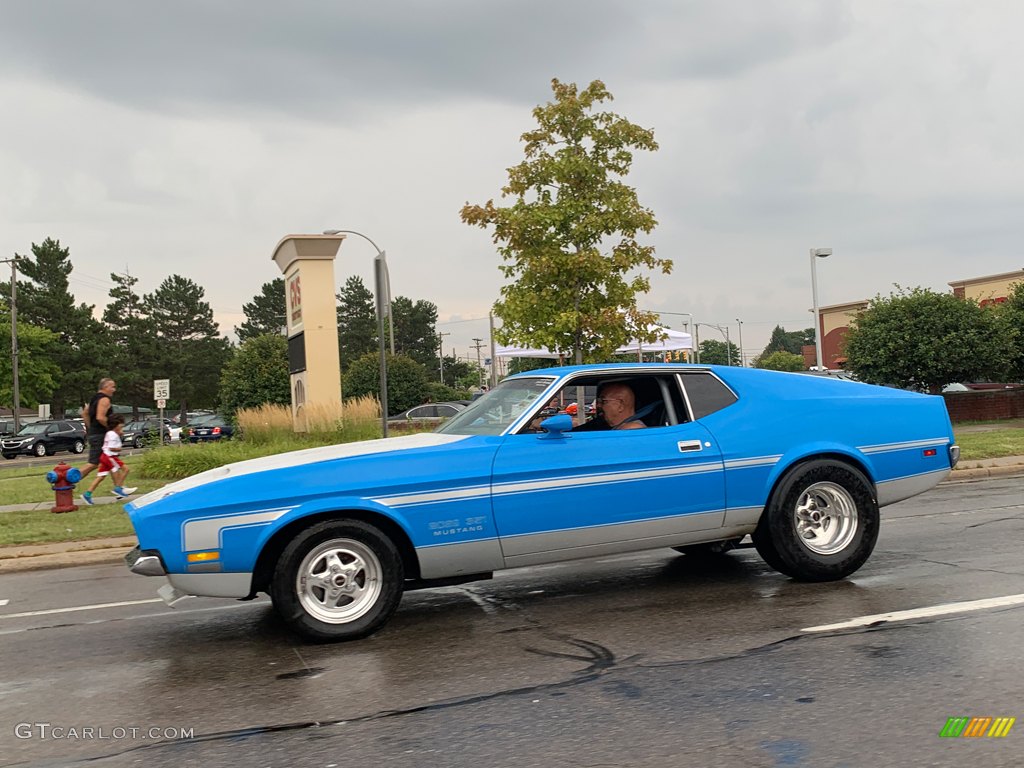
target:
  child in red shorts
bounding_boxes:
[81,413,137,505]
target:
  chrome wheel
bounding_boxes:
[794,481,858,556]
[296,538,383,624]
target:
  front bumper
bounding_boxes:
[125,546,166,576]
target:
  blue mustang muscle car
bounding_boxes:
[125,364,959,641]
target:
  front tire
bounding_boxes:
[270,520,404,641]
[33,442,48,457]
[752,460,879,581]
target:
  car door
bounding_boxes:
[489,419,726,568]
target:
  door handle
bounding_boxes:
[677,440,703,453]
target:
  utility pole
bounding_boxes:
[471,337,485,388]
[735,318,744,367]
[438,331,451,384]
[488,312,498,388]
[2,257,20,432]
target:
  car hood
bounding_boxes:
[128,432,471,510]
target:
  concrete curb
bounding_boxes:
[0,537,137,574]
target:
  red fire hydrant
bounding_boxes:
[46,462,83,513]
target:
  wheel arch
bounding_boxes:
[250,508,421,596]
[765,450,876,511]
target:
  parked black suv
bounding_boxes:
[1,420,87,459]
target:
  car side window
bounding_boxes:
[678,372,738,420]
[410,406,437,419]
[437,405,458,417]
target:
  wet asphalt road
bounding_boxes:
[0,475,1022,767]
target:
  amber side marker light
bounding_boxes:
[187,551,221,563]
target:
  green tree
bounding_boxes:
[761,325,814,356]
[144,275,232,414]
[440,354,471,389]
[336,275,377,370]
[844,286,1012,391]
[507,357,560,375]
[1001,282,1024,380]
[102,272,158,414]
[698,339,740,366]
[0,318,61,407]
[343,352,430,415]
[461,78,670,364]
[6,239,108,411]
[219,333,290,417]
[390,296,440,370]
[755,350,806,372]
[236,279,285,342]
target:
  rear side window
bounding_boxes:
[679,372,737,420]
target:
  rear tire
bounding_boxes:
[752,460,879,581]
[270,519,404,641]
[72,439,85,454]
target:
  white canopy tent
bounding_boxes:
[495,324,693,360]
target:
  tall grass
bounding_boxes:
[138,397,386,481]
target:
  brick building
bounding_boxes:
[803,268,1024,370]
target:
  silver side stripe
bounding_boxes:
[859,438,949,455]
[373,485,491,507]
[374,462,724,508]
[492,462,722,497]
[723,455,782,469]
[501,507,728,540]
[182,507,296,551]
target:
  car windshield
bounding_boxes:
[16,423,48,436]
[437,376,556,436]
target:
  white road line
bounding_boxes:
[0,600,9,607]
[0,598,163,620]
[802,593,1024,633]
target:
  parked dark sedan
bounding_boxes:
[187,415,235,442]
[123,418,179,448]
[1,420,86,459]
[386,402,466,426]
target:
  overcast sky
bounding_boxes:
[3,0,1022,367]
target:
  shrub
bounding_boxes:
[343,352,430,415]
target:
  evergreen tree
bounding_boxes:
[7,238,107,412]
[144,275,231,415]
[236,279,286,342]
[761,325,815,356]
[390,296,440,370]
[336,275,377,371]
[102,272,157,413]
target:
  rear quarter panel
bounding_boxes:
[701,368,955,513]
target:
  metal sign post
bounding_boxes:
[154,379,170,444]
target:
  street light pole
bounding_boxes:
[2,257,19,432]
[438,331,451,383]
[735,318,744,367]
[810,247,832,370]
[695,322,733,365]
[324,229,395,436]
